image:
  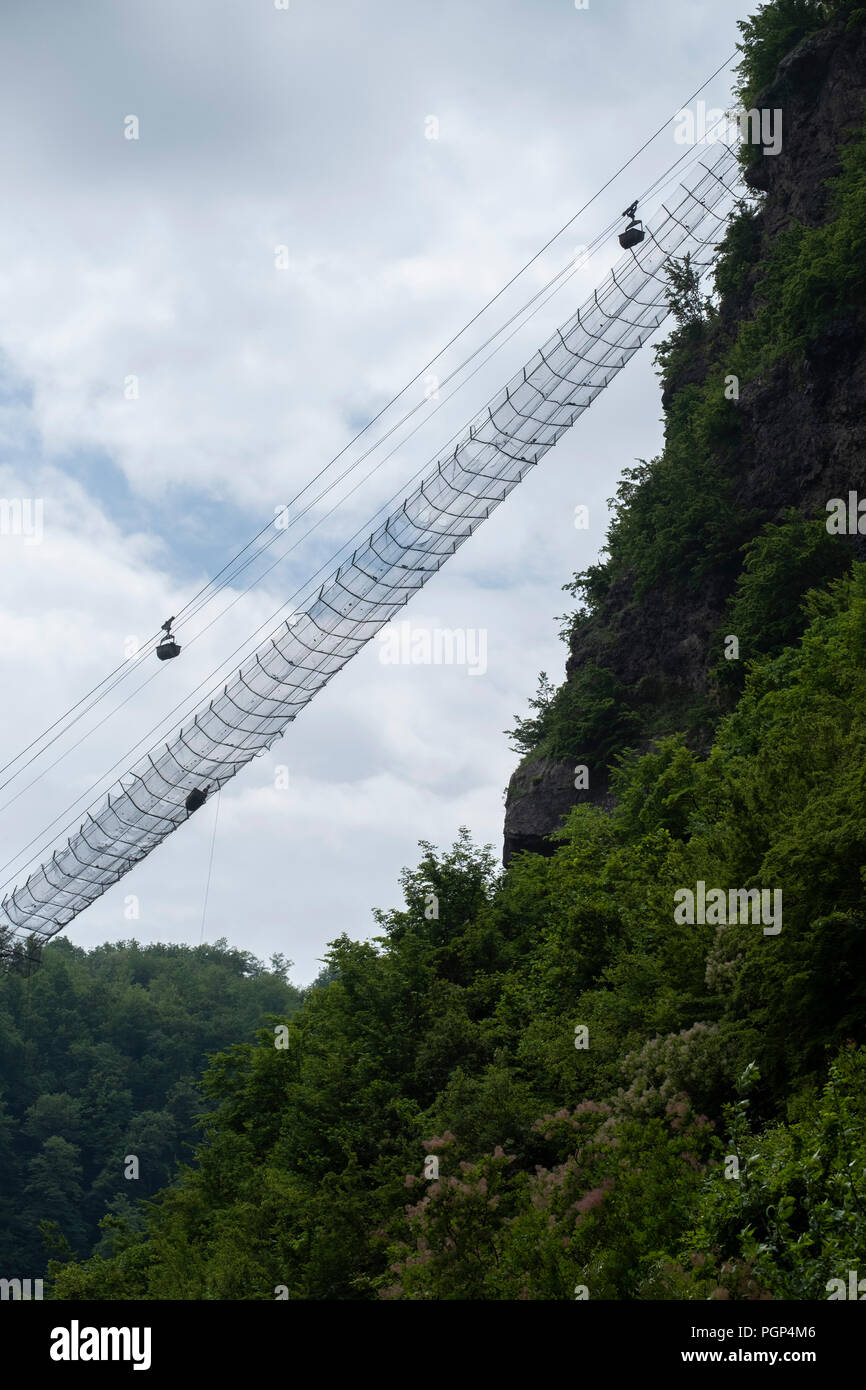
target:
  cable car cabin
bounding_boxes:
[619,219,645,250]
[157,617,181,660]
[184,787,209,816]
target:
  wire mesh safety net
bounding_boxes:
[1,143,742,943]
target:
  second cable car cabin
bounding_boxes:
[156,617,181,661]
[618,200,645,250]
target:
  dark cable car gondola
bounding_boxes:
[156,617,181,661]
[184,785,210,816]
[618,200,645,250]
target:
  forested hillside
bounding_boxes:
[504,0,866,857]
[0,939,300,1271]
[47,563,866,1297]
[11,0,866,1300]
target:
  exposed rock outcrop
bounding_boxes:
[503,16,866,863]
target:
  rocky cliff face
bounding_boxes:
[503,16,866,864]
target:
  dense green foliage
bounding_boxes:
[0,939,300,1271]
[505,671,556,754]
[735,0,862,112]
[577,114,866,612]
[525,105,866,773]
[507,662,636,764]
[714,509,853,694]
[46,562,866,1299]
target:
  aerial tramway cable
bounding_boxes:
[198,789,221,945]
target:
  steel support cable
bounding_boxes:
[199,789,221,944]
[0,145,742,942]
[0,89,737,793]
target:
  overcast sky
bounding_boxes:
[0,0,745,984]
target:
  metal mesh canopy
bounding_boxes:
[1,144,741,943]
